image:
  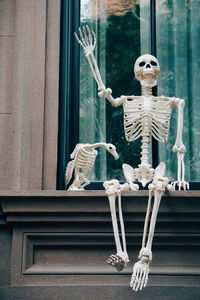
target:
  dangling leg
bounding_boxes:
[79,173,91,189]
[130,190,154,291]
[130,162,169,291]
[104,180,128,271]
[142,190,153,250]
[68,172,90,190]
[68,173,83,190]
[117,191,129,265]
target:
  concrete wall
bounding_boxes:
[0,0,60,190]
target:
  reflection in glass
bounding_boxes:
[79,0,151,181]
[157,0,200,181]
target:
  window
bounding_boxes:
[79,0,151,182]
[57,0,200,189]
[156,0,200,183]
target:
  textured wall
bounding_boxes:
[0,190,200,299]
[0,0,60,190]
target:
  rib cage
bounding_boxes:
[65,144,98,189]
[123,96,173,142]
[73,146,97,177]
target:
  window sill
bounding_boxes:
[0,190,199,222]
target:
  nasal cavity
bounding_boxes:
[146,63,151,68]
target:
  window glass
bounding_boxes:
[80,0,151,181]
[156,0,200,181]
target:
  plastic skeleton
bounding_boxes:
[103,179,131,271]
[75,26,189,290]
[65,142,119,190]
[130,162,171,291]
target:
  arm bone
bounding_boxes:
[75,26,123,107]
[172,98,189,189]
[75,26,105,91]
[172,98,186,153]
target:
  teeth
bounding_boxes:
[144,69,154,73]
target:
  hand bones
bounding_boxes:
[65,143,119,190]
[74,26,96,57]
[74,26,105,91]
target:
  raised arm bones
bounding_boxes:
[75,26,123,107]
[103,180,129,271]
[75,26,105,91]
[172,98,189,190]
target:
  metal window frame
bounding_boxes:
[150,0,159,169]
[57,0,80,189]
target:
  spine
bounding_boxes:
[140,118,151,166]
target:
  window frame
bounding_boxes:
[57,0,200,190]
[57,0,80,189]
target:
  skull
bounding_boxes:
[105,143,119,160]
[134,54,160,88]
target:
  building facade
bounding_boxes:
[0,1,199,299]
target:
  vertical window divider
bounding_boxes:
[150,0,159,169]
[57,0,80,189]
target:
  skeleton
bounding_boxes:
[75,26,189,290]
[65,142,119,190]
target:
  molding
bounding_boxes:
[0,191,199,293]
[0,190,200,217]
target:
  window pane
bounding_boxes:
[79,0,151,181]
[156,0,200,182]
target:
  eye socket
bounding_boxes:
[150,61,157,66]
[109,146,112,149]
[139,61,146,67]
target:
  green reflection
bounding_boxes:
[80,0,150,181]
[157,0,200,181]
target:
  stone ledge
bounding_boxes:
[0,190,199,197]
[0,190,199,222]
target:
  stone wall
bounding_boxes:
[0,0,60,190]
[0,190,200,299]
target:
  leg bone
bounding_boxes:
[131,163,169,291]
[117,191,129,262]
[104,180,129,271]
